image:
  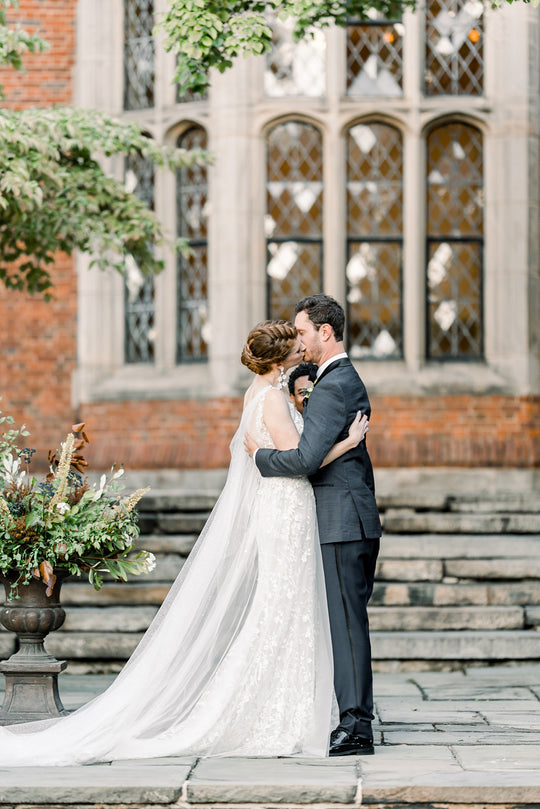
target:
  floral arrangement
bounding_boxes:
[0,407,156,596]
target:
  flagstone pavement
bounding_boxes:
[0,665,540,807]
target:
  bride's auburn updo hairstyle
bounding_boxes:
[241,320,297,375]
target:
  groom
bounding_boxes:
[248,295,381,756]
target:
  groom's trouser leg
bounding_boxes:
[321,538,380,737]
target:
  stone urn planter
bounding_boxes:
[0,569,71,724]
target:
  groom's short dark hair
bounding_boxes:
[294,295,345,342]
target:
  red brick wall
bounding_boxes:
[76,395,540,470]
[0,1,78,466]
[0,0,76,108]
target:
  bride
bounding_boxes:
[0,320,367,766]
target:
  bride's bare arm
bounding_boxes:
[262,389,302,450]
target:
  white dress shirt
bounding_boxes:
[316,352,348,378]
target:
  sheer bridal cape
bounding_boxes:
[0,386,334,765]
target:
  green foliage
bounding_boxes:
[0,412,156,593]
[162,0,414,94]
[0,0,48,98]
[161,0,534,94]
[0,107,208,297]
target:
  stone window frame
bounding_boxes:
[73,0,536,404]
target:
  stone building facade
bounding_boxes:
[0,0,539,471]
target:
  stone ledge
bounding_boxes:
[185,758,360,804]
[0,760,193,804]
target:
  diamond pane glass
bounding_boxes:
[347,18,403,97]
[177,127,209,361]
[124,0,155,110]
[347,243,402,358]
[427,241,482,357]
[426,123,483,358]
[347,123,403,236]
[427,123,483,236]
[267,242,323,322]
[266,122,323,319]
[124,150,155,364]
[346,123,403,359]
[425,0,484,96]
[265,16,326,97]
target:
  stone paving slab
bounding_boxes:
[453,744,540,770]
[358,746,540,803]
[186,757,360,804]
[0,668,540,806]
[0,761,193,804]
[382,728,540,745]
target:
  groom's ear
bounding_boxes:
[319,323,334,342]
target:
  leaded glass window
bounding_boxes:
[124,150,155,363]
[265,16,326,97]
[425,0,484,96]
[347,10,404,97]
[266,122,323,320]
[124,0,155,110]
[176,126,209,362]
[426,122,483,358]
[346,123,403,359]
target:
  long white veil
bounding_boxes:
[0,387,334,765]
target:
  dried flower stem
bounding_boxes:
[0,495,12,522]
[48,433,75,512]
[121,486,150,513]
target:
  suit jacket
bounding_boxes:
[255,357,381,543]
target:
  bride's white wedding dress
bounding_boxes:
[0,386,334,765]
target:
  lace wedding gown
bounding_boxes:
[0,386,334,765]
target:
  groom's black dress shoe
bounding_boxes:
[329,728,374,756]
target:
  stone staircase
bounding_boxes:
[1,487,539,672]
[371,491,540,668]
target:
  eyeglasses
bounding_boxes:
[297,387,313,396]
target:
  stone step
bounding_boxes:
[61,606,158,632]
[62,579,539,611]
[368,606,524,631]
[39,604,532,639]
[382,510,540,534]
[371,581,540,607]
[134,532,540,561]
[445,558,540,580]
[376,557,540,582]
[154,512,210,534]
[140,491,218,513]
[41,628,540,663]
[379,534,540,559]
[371,630,540,660]
[376,493,449,511]
[448,492,540,513]
[134,534,198,555]
[62,581,171,606]
[45,632,143,660]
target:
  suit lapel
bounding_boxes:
[303,357,350,412]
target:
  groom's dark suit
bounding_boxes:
[255,357,381,738]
